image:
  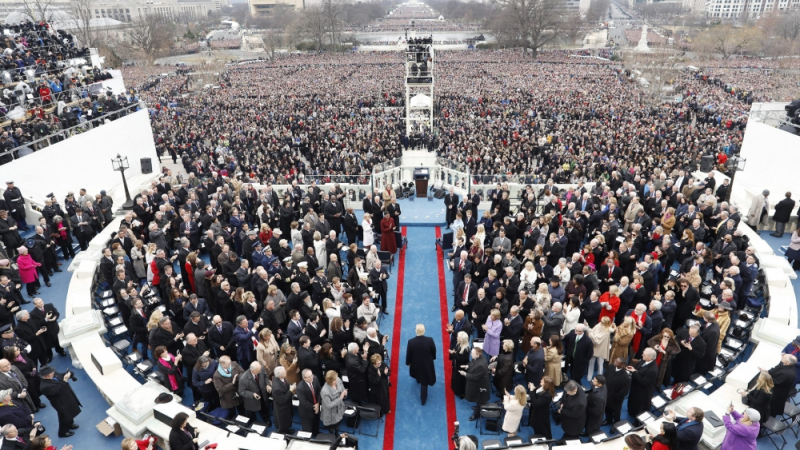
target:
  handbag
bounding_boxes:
[671,383,686,400]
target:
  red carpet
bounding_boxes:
[382,227,407,450]
[435,227,457,444]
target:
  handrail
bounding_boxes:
[749,108,799,132]
[0,101,146,162]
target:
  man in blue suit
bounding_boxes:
[182,294,209,321]
[665,407,704,450]
[286,309,305,348]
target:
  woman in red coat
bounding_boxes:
[184,252,197,294]
[380,212,397,254]
[598,285,621,323]
[16,246,41,297]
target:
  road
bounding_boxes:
[607,0,641,45]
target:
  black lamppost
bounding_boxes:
[111,154,134,210]
[726,155,747,202]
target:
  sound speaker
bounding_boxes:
[440,231,453,250]
[700,155,714,173]
[140,157,153,174]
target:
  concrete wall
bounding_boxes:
[0,109,158,214]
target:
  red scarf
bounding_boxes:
[158,356,181,391]
[656,342,666,366]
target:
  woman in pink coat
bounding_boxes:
[16,246,41,298]
[482,309,504,357]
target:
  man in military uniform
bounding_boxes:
[279,257,295,295]
[311,267,330,305]
[295,261,312,293]
[62,192,80,228]
[0,325,31,359]
[3,182,28,231]
[0,210,23,257]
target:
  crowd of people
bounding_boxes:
[119,47,800,191]
[0,194,80,449]
[72,166,409,447]
[432,171,786,449]
[0,20,135,165]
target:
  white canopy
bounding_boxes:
[410,94,431,108]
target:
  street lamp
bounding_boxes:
[111,154,135,210]
[725,155,747,202]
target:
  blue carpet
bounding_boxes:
[396,198,447,226]
[392,228,450,448]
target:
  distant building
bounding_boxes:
[703,0,799,18]
[0,0,219,23]
[248,0,303,17]
[681,0,706,15]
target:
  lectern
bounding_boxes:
[414,168,429,198]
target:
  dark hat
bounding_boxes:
[154,393,174,404]
[299,291,310,299]
[254,241,262,248]
[204,269,216,277]
[0,324,12,334]
[361,292,370,298]
[356,317,367,325]
[100,190,106,195]
[792,335,800,347]
[624,434,645,450]
[316,266,325,272]
[40,366,55,376]
[550,276,560,283]
[718,301,733,311]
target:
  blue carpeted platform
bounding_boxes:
[396,197,447,227]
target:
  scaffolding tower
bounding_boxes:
[404,27,434,138]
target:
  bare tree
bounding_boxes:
[778,9,800,43]
[263,30,283,59]
[560,10,585,45]
[123,15,175,62]
[300,5,326,51]
[322,0,344,47]
[696,25,757,58]
[68,0,98,48]
[488,0,563,58]
[584,0,610,23]
[20,0,57,22]
[627,51,680,105]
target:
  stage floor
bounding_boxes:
[395,196,448,226]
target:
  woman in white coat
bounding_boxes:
[362,213,374,248]
[314,231,327,268]
[561,296,581,335]
[502,385,527,436]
